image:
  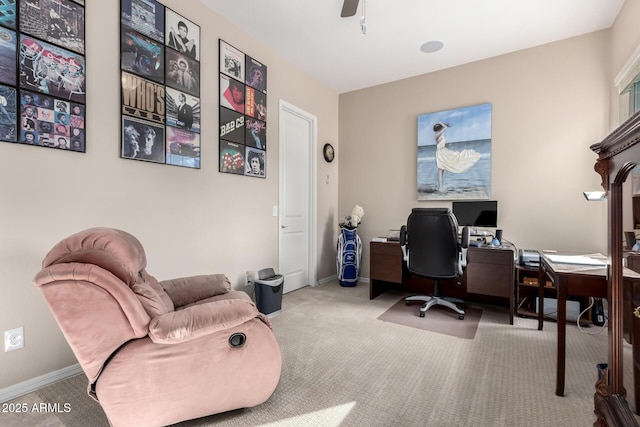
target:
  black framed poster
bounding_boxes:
[219,39,267,178]
[121,0,164,43]
[122,115,165,163]
[0,1,16,29]
[245,55,266,93]
[165,9,198,60]
[0,0,87,153]
[120,1,200,169]
[220,39,244,81]
[165,48,199,97]
[121,28,165,84]
[166,86,199,133]
[18,35,86,103]
[19,0,85,55]
[166,125,199,168]
[0,84,17,143]
[0,27,17,86]
[219,139,244,175]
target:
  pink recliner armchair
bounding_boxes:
[33,227,281,426]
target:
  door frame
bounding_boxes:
[278,99,318,288]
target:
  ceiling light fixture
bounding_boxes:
[360,0,367,35]
[420,40,444,53]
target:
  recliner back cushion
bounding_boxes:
[132,271,174,318]
[42,227,147,286]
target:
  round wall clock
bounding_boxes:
[323,143,335,163]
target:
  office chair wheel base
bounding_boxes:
[458,315,464,320]
[419,312,425,318]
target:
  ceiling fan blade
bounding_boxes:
[340,0,359,17]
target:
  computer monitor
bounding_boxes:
[451,200,498,228]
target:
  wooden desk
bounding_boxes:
[538,253,640,404]
[369,241,515,324]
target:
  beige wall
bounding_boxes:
[611,0,640,229]
[0,0,339,389]
[3,0,639,393]
[610,0,640,125]
[339,31,612,279]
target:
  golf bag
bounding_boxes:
[337,225,362,287]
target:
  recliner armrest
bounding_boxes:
[148,298,269,344]
[160,274,232,308]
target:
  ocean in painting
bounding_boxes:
[417,139,491,200]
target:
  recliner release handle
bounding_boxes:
[229,333,246,348]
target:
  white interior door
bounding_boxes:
[279,100,317,293]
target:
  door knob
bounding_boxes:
[281,225,288,228]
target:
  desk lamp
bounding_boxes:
[583,191,607,201]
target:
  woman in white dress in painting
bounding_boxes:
[434,121,481,192]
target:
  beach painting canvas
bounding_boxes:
[417,103,491,200]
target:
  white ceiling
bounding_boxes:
[200,0,625,94]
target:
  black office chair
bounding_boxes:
[400,208,469,320]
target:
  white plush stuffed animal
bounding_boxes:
[349,205,365,227]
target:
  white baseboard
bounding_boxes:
[0,364,82,403]
[317,274,337,285]
[317,275,369,285]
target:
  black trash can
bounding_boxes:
[254,268,284,317]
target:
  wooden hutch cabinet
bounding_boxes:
[591,111,640,426]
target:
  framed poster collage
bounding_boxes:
[0,0,86,152]
[120,0,201,168]
[219,39,267,178]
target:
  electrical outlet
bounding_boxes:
[245,271,253,287]
[5,327,24,352]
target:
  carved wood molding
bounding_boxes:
[594,159,609,192]
[594,394,638,427]
[590,110,640,427]
[593,365,634,426]
[591,111,640,161]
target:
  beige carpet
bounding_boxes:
[2,281,640,426]
[377,297,482,339]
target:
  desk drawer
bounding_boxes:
[466,247,514,298]
[466,263,511,297]
[370,242,403,284]
[467,247,512,265]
